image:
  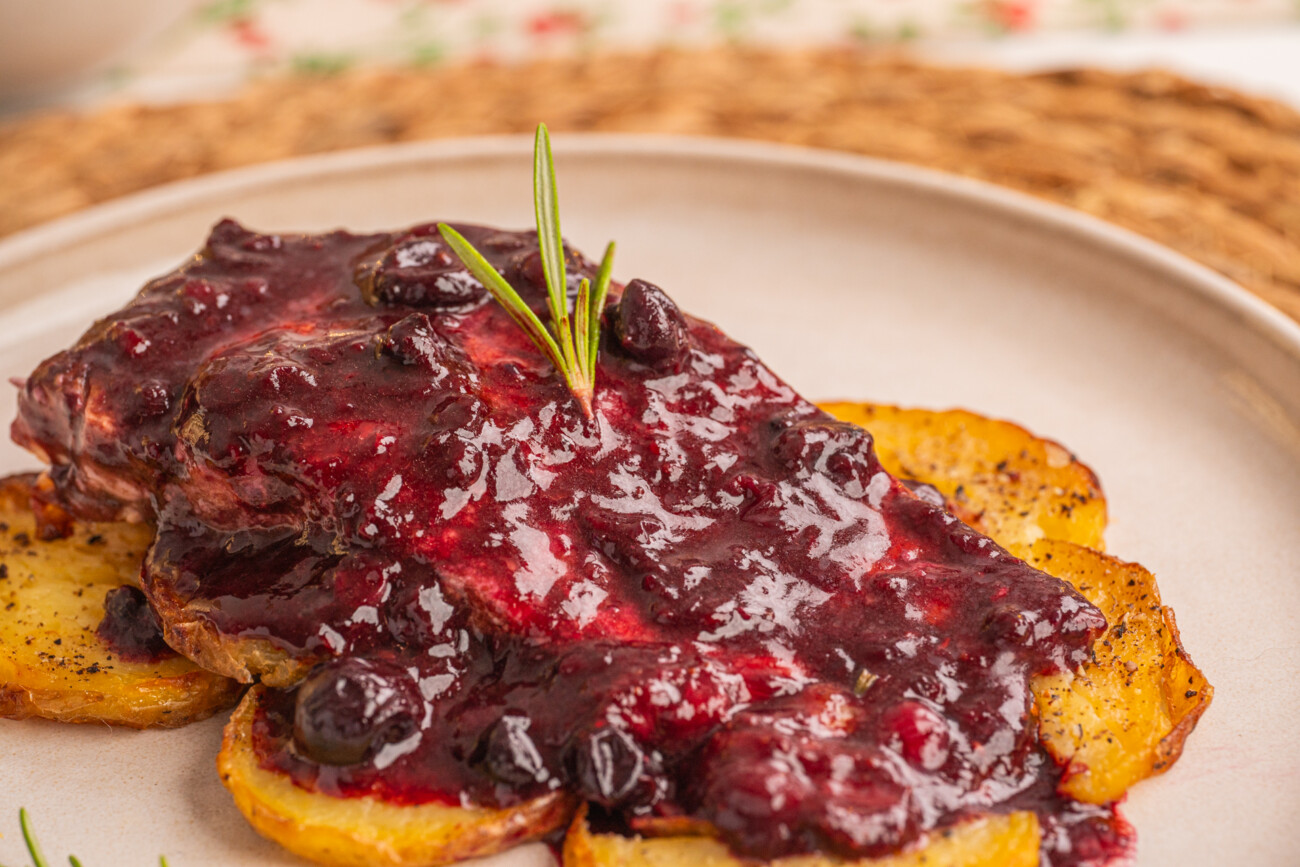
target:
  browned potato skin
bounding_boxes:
[1028,539,1213,804]
[219,687,578,867]
[0,474,243,727]
[818,403,1107,558]
[144,558,311,687]
[563,805,1042,867]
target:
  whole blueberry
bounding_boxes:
[480,714,553,786]
[569,723,663,808]
[292,657,423,766]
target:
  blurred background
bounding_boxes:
[1,0,1298,319]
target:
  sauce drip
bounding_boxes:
[15,220,1125,863]
[96,585,171,663]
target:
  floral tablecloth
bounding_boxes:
[89,0,1300,102]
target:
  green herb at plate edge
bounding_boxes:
[437,123,616,419]
[18,809,47,867]
[6,809,170,867]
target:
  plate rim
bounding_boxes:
[2,132,1298,364]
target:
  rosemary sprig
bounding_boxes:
[438,124,615,418]
[6,809,169,867]
[18,808,48,867]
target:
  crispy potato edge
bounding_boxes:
[562,804,1042,867]
[0,472,243,727]
[0,668,242,729]
[1152,605,1214,772]
[219,687,577,867]
[1029,539,1213,804]
[143,550,313,686]
[818,402,1107,557]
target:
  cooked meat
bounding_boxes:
[13,219,1113,861]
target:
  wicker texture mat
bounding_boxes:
[2,48,1298,321]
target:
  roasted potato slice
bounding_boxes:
[562,805,1041,867]
[818,403,1106,557]
[0,474,243,727]
[822,405,1209,802]
[1028,539,1212,804]
[219,687,577,867]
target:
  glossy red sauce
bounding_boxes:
[96,585,172,663]
[14,220,1130,863]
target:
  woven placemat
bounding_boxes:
[3,48,1298,321]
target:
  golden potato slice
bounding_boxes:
[219,687,577,867]
[1028,539,1212,804]
[562,805,1041,867]
[0,474,243,727]
[818,403,1106,557]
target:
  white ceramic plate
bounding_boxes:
[0,136,1297,867]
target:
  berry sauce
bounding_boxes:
[96,585,171,663]
[14,219,1128,863]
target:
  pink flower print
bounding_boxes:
[981,0,1037,32]
[229,17,273,53]
[1156,8,1189,30]
[668,2,702,27]
[526,9,590,39]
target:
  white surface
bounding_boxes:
[926,25,1300,108]
[0,0,198,105]
[0,136,1297,865]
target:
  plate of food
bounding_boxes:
[0,130,1296,867]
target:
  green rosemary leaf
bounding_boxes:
[574,276,592,383]
[436,223,566,372]
[19,809,49,867]
[587,242,616,377]
[437,123,614,419]
[554,321,581,400]
[532,124,577,375]
[9,809,170,867]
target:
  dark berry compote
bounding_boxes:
[96,585,172,663]
[13,219,1131,864]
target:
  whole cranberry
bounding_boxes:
[882,701,950,770]
[613,280,690,366]
[900,479,946,509]
[981,604,1038,648]
[507,246,588,299]
[204,219,283,268]
[383,313,459,373]
[772,419,880,491]
[293,657,424,766]
[354,230,484,308]
[693,728,814,855]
